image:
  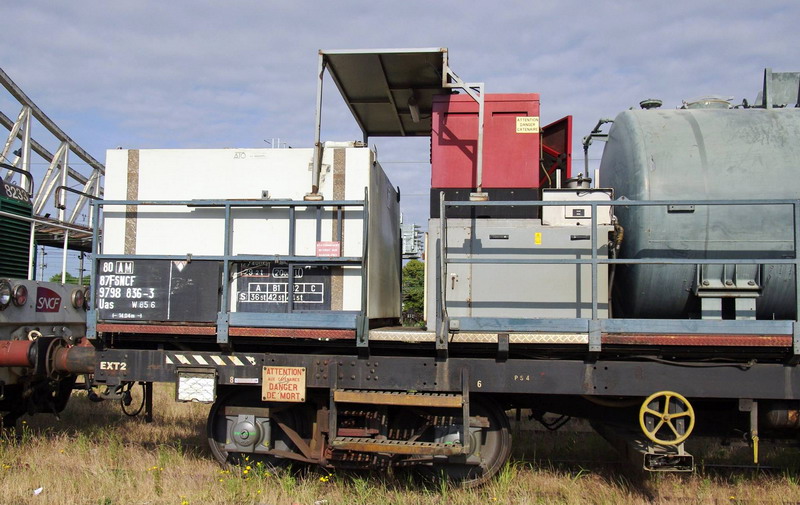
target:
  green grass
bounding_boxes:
[2,386,800,504]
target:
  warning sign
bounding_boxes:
[516,116,540,133]
[316,241,341,257]
[262,366,306,402]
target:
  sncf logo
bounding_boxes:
[36,287,61,313]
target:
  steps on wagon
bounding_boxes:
[333,389,463,408]
[330,437,464,455]
[331,389,467,455]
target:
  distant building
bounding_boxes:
[400,217,423,260]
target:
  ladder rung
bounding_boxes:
[331,437,463,455]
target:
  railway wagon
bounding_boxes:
[1,68,102,429]
[1,169,89,427]
[3,49,800,486]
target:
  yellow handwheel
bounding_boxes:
[639,391,695,446]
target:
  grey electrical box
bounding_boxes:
[541,189,613,227]
[425,218,611,323]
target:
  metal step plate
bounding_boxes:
[331,437,463,455]
[333,389,462,408]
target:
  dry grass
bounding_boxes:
[2,385,800,504]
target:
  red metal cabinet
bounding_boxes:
[431,93,541,189]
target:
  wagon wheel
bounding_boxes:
[207,388,312,469]
[639,391,695,446]
[421,397,512,488]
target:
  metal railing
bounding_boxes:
[437,195,800,354]
[87,191,370,344]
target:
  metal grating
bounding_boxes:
[176,371,216,403]
[0,195,32,278]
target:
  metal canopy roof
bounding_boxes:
[321,48,450,137]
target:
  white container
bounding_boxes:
[102,143,400,321]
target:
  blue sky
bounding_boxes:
[1,0,797,277]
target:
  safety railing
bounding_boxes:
[87,190,370,344]
[436,194,800,355]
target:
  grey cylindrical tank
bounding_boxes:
[600,108,799,319]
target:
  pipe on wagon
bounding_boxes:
[0,339,95,374]
[51,345,95,374]
[0,340,34,367]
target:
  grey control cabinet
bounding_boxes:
[425,218,611,324]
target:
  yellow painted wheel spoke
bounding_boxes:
[651,419,664,435]
[666,421,681,438]
[671,411,691,418]
[644,407,662,418]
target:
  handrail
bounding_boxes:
[0,162,34,197]
[54,185,100,209]
[436,196,800,353]
[87,196,370,343]
[98,198,366,207]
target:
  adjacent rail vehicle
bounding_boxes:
[0,164,90,426]
[2,49,800,485]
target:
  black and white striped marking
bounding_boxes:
[165,353,258,367]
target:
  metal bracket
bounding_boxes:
[497,333,509,362]
[793,321,800,360]
[86,308,97,339]
[739,399,760,463]
[356,315,370,357]
[460,368,470,454]
[329,373,338,442]
[442,66,485,193]
[216,311,229,346]
[144,381,154,423]
[356,187,371,357]
[588,319,601,353]
[436,317,450,359]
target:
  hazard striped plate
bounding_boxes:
[164,352,259,367]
